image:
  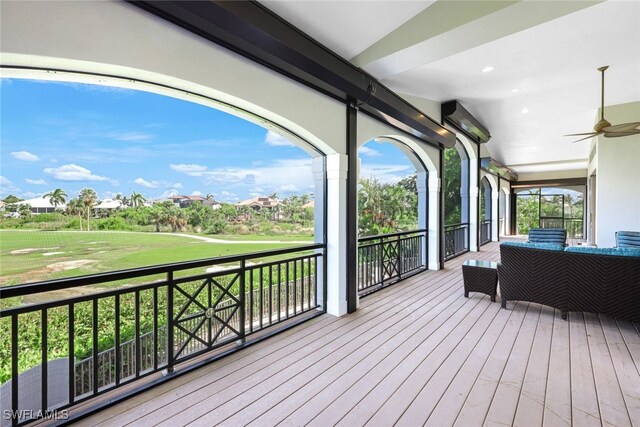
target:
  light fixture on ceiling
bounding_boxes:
[521,108,529,114]
[481,66,494,73]
[512,88,520,93]
[565,65,640,143]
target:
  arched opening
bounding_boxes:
[479,176,493,245]
[1,71,332,407]
[356,137,428,295]
[443,139,470,259]
[515,186,585,238]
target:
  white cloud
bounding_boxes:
[25,178,48,185]
[170,158,315,198]
[134,178,158,188]
[0,176,23,198]
[360,163,414,184]
[264,130,295,147]
[107,131,153,142]
[218,191,239,203]
[135,177,183,189]
[191,190,203,196]
[11,151,40,162]
[156,189,181,199]
[359,146,381,157]
[278,184,300,193]
[43,164,115,183]
[170,163,208,175]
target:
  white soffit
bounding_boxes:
[260,0,640,173]
[261,0,435,60]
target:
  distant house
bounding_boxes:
[14,197,65,214]
[94,198,126,215]
[235,196,280,212]
[0,201,5,211]
[302,200,314,209]
[168,195,221,209]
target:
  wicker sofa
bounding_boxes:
[498,242,640,322]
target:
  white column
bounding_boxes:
[416,172,427,265]
[324,153,348,316]
[469,186,479,251]
[491,193,499,241]
[312,157,326,309]
[468,158,479,252]
[428,175,440,270]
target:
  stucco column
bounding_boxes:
[491,193,499,241]
[469,185,479,251]
[312,157,326,309]
[428,175,441,270]
[324,153,349,316]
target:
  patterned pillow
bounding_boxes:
[501,241,565,251]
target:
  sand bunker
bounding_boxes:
[205,261,258,273]
[10,247,59,255]
[42,252,66,256]
[47,259,96,272]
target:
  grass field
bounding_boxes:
[0,230,313,286]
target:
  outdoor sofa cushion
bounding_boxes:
[528,228,567,245]
[616,231,640,248]
[565,246,640,257]
[501,241,565,251]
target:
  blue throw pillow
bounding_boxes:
[616,231,640,248]
[501,241,565,251]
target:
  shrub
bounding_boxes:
[96,216,133,231]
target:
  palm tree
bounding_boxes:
[66,198,84,231]
[205,193,215,201]
[130,191,146,207]
[43,188,67,209]
[79,188,97,231]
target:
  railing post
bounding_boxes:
[397,234,402,278]
[165,271,175,375]
[238,259,246,344]
[379,237,384,288]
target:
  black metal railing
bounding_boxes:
[480,220,492,246]
[444,223,469,261]
[357,229,427,296]
[540,217,583,239]
[0,244,325,426]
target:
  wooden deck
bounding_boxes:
[77,242,640,427]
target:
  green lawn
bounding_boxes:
[0,230,306,286]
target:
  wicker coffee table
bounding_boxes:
[462,259,498,302]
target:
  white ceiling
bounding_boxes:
[260,0,640,173]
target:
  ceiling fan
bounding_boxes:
[565,65,640,143]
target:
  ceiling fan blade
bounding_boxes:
[604,130,640,138]
[565,131,599,137]
[602,122,640,133]
[571,132,603,143]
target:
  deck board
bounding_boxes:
[74,241,639,427]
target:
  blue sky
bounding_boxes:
[1,79,413,202]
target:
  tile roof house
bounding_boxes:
[168,195,221,209]
[235,196,280,211]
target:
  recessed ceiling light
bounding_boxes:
[512,88,520,93]
[481,66,494,73]
[521,108,529,114]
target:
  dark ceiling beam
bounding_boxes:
[126,0,455,148]
[511,177,587,188]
